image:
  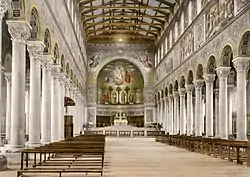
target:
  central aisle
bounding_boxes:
[104,138,250,177]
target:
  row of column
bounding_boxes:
[1,19,86,149]
[156,57,250,140]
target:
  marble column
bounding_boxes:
[193,79,204,136]
[27,41,44,147]
[51,64,61,142]
[168,94,174,134]
[0,1,9,142]
[160,99,164,126]
[173,91,179,134]
[216,67,230,139]
[4,73,11,144]
[204,74,215,137]
[233,57,250,140]
[188,1,193,25]
[25,89,29,136]
[179,88,186,135]
[58,73,66,140]
[214,89,220,137]
[40,55,52,144]
[186,85,194,136]
[7,20,30,149]
[227,85,234,136]
[156,101,160,123]
[164,97,168,132]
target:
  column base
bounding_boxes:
[236,137,248,141]
[41,140,51,145]
[0,144,24,153]
[26,142,41,148]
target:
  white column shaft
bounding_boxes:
[25,90,29,136]
[194,80,203,136]
[51,76,59,141]
[10,41,26,148]
[233,58,250,140]
[228,89,233,136]
[186,87,193,136]
[5,78,11,142]
[179,92,186,135]
[28,58,41,146]
[41,66,51,143]
[214,90,220,137]
[217,67,230,139]
[168,96,174,134]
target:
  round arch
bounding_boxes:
[93,56,148,86]
[187,70,194,85]
[196,64,204,79]
[43,28,51,54]
[238,31,250,57]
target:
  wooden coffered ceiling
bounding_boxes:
[77,0,177,43]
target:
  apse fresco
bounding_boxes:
[97,60,144,105]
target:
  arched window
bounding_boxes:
[44,29,51,54]
[53,43,59,64]
[30,8,39,39]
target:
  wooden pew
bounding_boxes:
[17,135,106,177]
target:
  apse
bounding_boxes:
[97,59,144,105]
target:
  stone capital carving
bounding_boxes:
[193,79,204,89]
[232,57,250,73]
[173,91,179,97]
[216,67,231,79]
[6,20,31,43]
[185,84,194,93]
[4,72,11,83]
[27,41,45,60]
[51,64,61,76]
[0,0,9,18]
[213,88,219,97]
[204,74,216,85]
[179,88,186,96]
[168,94,174,100]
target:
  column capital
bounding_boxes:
[58,72,67,83]
[185,84,194,93]
[179,88,186,96]
[6,20,31,43]
[232,57,250,72]
[27,41,45,60]
[4,72,11,83]
[0,0,10,18]
[216,66,230,79]
[193,79,204,89]
[51,64,61,76]
[168,94,174,100]
[204,74,215,84]
[173,91,179,97]
[213,88,219,96]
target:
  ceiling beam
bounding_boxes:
[82,14,166,20]
[87,34,156,39]
[85,29,159,36]
[80,5,171,10]
[84,22,163,29]
[85,25,160,35]
[153,0,175,7]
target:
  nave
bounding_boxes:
[1,137,250,177]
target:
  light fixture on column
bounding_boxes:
[118,38,123,42]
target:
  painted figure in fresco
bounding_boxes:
[124,69,132,83]
[113,66,125,85]
[120,90,127,104]
[89,53,100,68]
[111,90,118,104]
[103,90,110,104]
[135,89,142,104]
[128,90,134,104]
[139,50,152,68]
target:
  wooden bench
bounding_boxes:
[17,135,106,177]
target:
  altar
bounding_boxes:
[113,113,128,126]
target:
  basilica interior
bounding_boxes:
[0,0,250,176]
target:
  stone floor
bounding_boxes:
[1,137,250,177]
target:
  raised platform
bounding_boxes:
[86,125,164,137]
